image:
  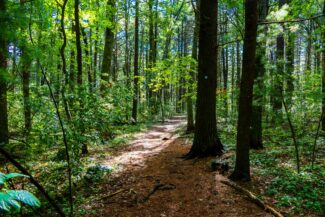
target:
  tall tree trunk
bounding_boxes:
[231,43,235,113]
[148,0,155,110]
[187,1,199,132]
[305,22,312,72]
[58,1,72,121]
[0,0,8,145]
[132,0,139,123]
[321,1,325,130]
[101,0,115,85]
[250,0,269,149]
[112,34,118,81]
[286,32,295,104]
[93,26,98,88]
[69,23,76,92]
[236,37,241,86]
[81,26,92,93]
[124,0,130,85]
[74,0,82,86]
[20,1,32,133]
[272,0,285,113]
[230,0,258,181]
[286,0,294,106]
[74,0,87,154]
[185,0,223,158]
[21,45,32,133]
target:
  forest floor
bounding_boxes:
[79,116,275,217]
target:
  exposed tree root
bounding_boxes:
[182,146,223,160]
[143,180,176,202]
[99,189,128,201]
[221,180,284,217]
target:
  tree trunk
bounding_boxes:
[272,0,285,113]
[148,0,155,110]
[305,22,312,72]
[286,32,295,104]
[69,23,76,92]
[124,0,130,86]
[74,0,87,154]
[185,0,223,158]
[81,26,92,93]
[187,1,199,132]
[113,35,118,82]
[250,0,269,149]
[132,0,139,123]
[322,1,325,131]
[101,0,115,85]
[93,26,98,88]
[0,0,8,145]
[229,0,258,181]
[236,38,241,86]
[21,45,32,133]
[74,0,82,86]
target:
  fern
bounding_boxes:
[0,173,40,213]
[0,173,28,185]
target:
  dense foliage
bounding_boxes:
[0,0,324,216]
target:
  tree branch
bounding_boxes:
[0,145,66,217]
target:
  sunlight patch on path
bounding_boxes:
[101,116,186,173]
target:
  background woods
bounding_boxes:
[0,0,324,216]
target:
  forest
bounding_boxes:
[0,0,324,216]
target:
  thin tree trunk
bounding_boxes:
[230,0,258,181]
[124,0,130,85]
[81,26,92,93]
[93,26,98,88]
[148,0,155,110]
[101,0,115,85]
[187,0,199,132]
[132,0,139,123]
[21,45,32,133]
[74,0,82,86]
[69,22,76,92]
[321,1,325,130]
[272,0,285,113]
[74,0,87,155]
[286,32,295,103]
[0,0,8,145]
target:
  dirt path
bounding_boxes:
[85,117,272,217]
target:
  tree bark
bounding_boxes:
[286,0,294,105]
[0,0,8,145]
[124,0,130,85]
[81,26,92,93]
[322,1,325,131]
[101,0,115,85]
[132,0,139,123]
[272,0,285,113]
[69,22,76,92]
[250,0,269,149]
[187,0,199,132]
[185,0,223,158]
[21,45,32,133]
[229,0,258,181]
[74,0,82,86]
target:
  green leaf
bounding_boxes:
[0,192,21,213]
[5,173,29,180]
[0,173,29,186]
[0,173,6,185]
[7,190,41,208]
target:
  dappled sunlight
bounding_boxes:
[100,117,186,173]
